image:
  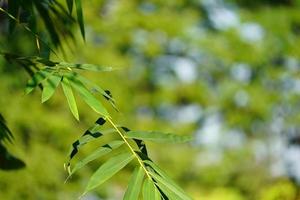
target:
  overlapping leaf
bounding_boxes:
[69,140,124,176]
[144,160,192,200]
[41,74,62,102]
[124,167,145,200]
[125,131,192,143]
[84,152,134,194]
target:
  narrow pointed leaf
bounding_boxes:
[66,0,73,13]
[41,74,61,103]
[65,72,113,101]
[70,140,124,176]
[145,161,192,200]
[124,167,145,200]
[84,153,134,193]
[67,126,117,164]
[59,62,113,72]
[125,131,192,143]
[142,178,161,200]
[67,77,109,117]
[0,114,13,143]
[25,69,52,94]
[74,0,85,39]
[61,77,79,120]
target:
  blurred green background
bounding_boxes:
[1,0,300,199]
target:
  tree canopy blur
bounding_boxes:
[1,0,300,199]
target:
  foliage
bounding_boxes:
[1,0,300,200]
[0,0,193,199]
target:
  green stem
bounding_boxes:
[106,117,152,179]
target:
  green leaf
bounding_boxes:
[84,152,134,194]
[74,0,85,40]
[41,74,61,103]
[7,0,20,33]
[70,140,124,176]
[124,167,145,200]
[25,69,52,94]
[145,161,192,200]
[67,77,109,117]
[66,0,73,13]
[125,131,192,143]
[0,114,13,143]
[59,62,113,72]
[67,126,117,165]
[142,178,161,200]
[61,77,79,120]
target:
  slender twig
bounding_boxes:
[106,117,152,179]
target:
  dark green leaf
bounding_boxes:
[0,144,25,170]
[7,0,20,33]
[125,131,192,143]
[0,114,13,143]
[74,0,85,40]
[66,0,73,13]
[61,77,79,120]
[124,167,145,200]
[84,152,134,194]
[70,140,124,176]
[41,74,62,103]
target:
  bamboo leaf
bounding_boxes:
[61,77,79,120]
[124,167,145,200]
[70,140,124,176]
[125,131,192,143]
[145,161,192,200]
[59,62,113,72]
[41,74,62,103]
[67,77,109,117]
[84,152,134,193]
[25,69,52,94]
[7,0,20,33]
[142,178,161,200]
[66,127,117,165]
[74,0,85,40]
[0,114,13,143]
[66,0,73,13]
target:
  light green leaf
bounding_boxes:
[124,167,145,200]
[125,131,192,143]
[74,0,85,40]
[145,161,192,200]
[41,74,61,103]
[25,69,52,94]
[70,140,124,176]
[84,152,134,193]
[59,62,113,72]
[67,77,109,117]
[61,77,79,120]
[142,178,161,200]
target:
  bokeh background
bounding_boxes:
[1,0,300,199]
